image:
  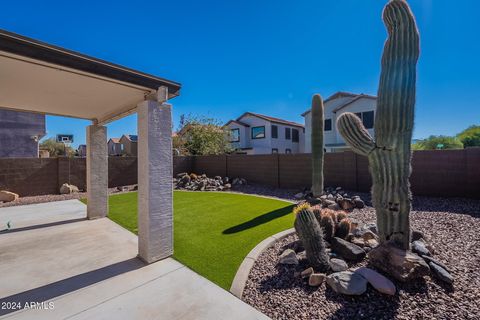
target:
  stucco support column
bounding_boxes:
[137,96,173,263]
[86,124,108,219]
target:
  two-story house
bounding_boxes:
[107,138,122,156]
[302,92,377,153]
[0,109,46,157]
[226,112,305,154]
[119,134,138,156]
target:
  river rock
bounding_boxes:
[368,242,430,282]
[309,273,326,286]
[326,271,367,295]
[421,255,449,272]
[329,258,348,272]
[0,190,19,202]
[279,249,298,265]
[355,267,396,295]
[412,240,431,256]
[429,262,454,284]
[331,237,366,262]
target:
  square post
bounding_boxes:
[86,124,108,219]
[137,99,173,263]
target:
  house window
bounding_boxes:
[285,128,291,140]
[272,148,278,154]
[292,128,299,143]
[251,126,265,139]
[362,111,374,129]
[354,111,375,129]
[285,148,292,154]
[325,119,332,131]
[230,128,240,142]
[271,125,278,139]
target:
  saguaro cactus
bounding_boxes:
[311,94,325,197]
[336,0,420,250]
[294,206,330,272]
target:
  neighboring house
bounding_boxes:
[226,112,305,155]
[302,92,377,153]
[119,134,138,156]
[77,144,87,157]
[108,138,122,156]
[0,109,46,157]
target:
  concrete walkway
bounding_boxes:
[0,200,268,320]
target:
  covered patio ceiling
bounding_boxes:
[0,29,181,124]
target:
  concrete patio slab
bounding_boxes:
[0,200,269,320]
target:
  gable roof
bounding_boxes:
[225,119,250,127]
[235,112,304,128]
[120,134,138,142]
[109,138,120,144]
[301,92,377,116]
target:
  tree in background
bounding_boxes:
[175,114,232,155]
[457,125,480,148]
[40,138,75,157]
[412,135,463,150]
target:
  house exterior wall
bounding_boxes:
[304,97,377,153]
[119,136,138,156]
[108,140,122,156]
[227,114,305,155]
[0,109,45,158]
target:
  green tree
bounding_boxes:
[457,125,480,147]
[40,138,75,157]
[176,114,232,155]
[412,135,463,150]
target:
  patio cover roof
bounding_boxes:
[0,29,181,124]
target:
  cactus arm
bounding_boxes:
[337,112,376,156]
[311,94,325,197]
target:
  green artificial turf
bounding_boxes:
[88,191,294,289]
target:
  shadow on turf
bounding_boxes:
[222,204,295,234]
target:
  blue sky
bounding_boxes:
[1,0,479,147]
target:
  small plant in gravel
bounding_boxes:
[336,0,420,250]
[335,218,351,239]
[311,94,325,197]
[294,205,330,272]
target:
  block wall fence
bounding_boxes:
[0,148,479,199]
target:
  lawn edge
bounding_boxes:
[230,227,295,299]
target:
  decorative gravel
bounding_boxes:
[243,196,480,320]
[0,185,137,208]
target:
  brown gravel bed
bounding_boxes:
[243,197,480,320]
[0,185,138,208]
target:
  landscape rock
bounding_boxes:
[308,273,326,286]
[354,267,396,295]
[421,255,449,272]
[412,239,431,256]
[429,262,454,284]
[353,199,365,208]
[0,190,19,202]
[326,271,367,295]
[294,193,305,200]
[338,198,354,211]
[59,183,79,194]
[328,203,341,211]
[368,242,430,282]
[331,237,366,262]
[362,230,378,241]
[279,249,298,265]
[329,258,348,272]
[411,230,425,242]
[301,267,314,279]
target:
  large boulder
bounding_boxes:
[326,271,368,295]
[59,183,79,194]
[0,190,19,202]
[368,242,430,282]
[331,237,366,262]
[354,267,396,295]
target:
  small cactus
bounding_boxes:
[335,211,347,223]
[319,214,336,241]
[294,207,330,272]
[311,94,325,197]
[335,219,351,239]
[336,0,420,249]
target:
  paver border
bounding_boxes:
[230,227,296,299]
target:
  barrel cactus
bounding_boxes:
[294,206,330,272]
[311,94,325,197]
[336,0,420,250]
